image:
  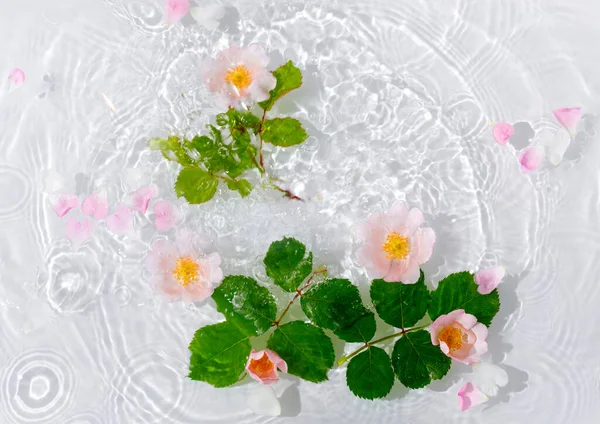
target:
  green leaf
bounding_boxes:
[226,178,252,197]
[264,237,313,292]
[370,271,430,329]
[346,347,395,400]
[262,118,308,147]
[188,321,250,387]
[334,312,376,343]
[267,321,334,383]
[212,276,277,336]
[301,278,370,332]
[428,271,500,327]
[391,330,451,389]
[174,167,219,204]
[258,61,303,111]
[149,136,194,166]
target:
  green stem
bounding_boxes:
[258,109,267,169]
[274,267,327,326]
[336,324,429,366]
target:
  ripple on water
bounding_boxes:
[0,350,76,423]
[0,164,33,221]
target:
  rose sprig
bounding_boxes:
[149,56,308,204]
[187,237,501,400]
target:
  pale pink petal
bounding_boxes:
[492,122,514,146]
[65,217,93,247]
[199,252,223,284]
[106,205,133,235]
[264,349,288,373]
[471,362,509,397]
[404,207,425,236]
[8,68,25,88]
[541,128,570,166]
[458,382,488,411]
[165,0,189,24]
[474,266,505,295]
[430,309,466,344]
[553,107,581,133]
[456,312,478,330]
[386,201,409,220]
[145,239,178,274]
[81,193,109,220]
[50,194,79,218]
[357,244,392,279]
[153,200,178,231]
[182,282,214,303]
[411,227,436,264]
[440,341,450,355]
[246,385,281,417]
[150,274,183,302]
[518,145,545,173]
[385,257,420,284]
[130,186,158,213]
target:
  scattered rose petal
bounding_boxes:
[130,186,158,213]
[190,4,226,30]
[552,107,581,133]
[492,122,514,146]
[81,193,109,220]
[50,194,79,218]
[474,266,505,295]
[540,128,570,166]
[518,145,545,173]
[65,217,93,247]
[106,205,134,235]
[246,349,288,385]
[8,68,25,88]
[165,0,189,24]
[458,382,488,411]
[430,309,488,364]
[470,362,509,397]
[246,385,281,417]
[153,200,178,231]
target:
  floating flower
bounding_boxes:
[130,185,158,214]
[356,202,435,284]
[81,193,109,220]
[492,122,513,145]
[518,145,545,173]
[430,309,488,364]
[246,349,288,385]
[458,382,488,411]
[539,128,570,166]
[474,266,505,295]
[469,361,508,397]
[190,3,226,30]
[165,0,189,24]
[65,217,93,247]
[145,229,223,302]
[153,200,178,231]
[50,194,79,218]
[553,107,581,134]
[202,45,277,109]
[106,205,134,235]
[8,68,25,89]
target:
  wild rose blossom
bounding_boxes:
[202,45,277,109]
[246,349,288,385]
[145,229,223,302]
[356,201,435,284]
[430,309,488,365]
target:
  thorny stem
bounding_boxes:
[336,324,429,366]
[258,108,267,169]
[273,267,327,326]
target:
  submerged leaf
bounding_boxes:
[264,237,313,292]
[258,61,303,111]
[174,167,219,204]
[262,118,308,147]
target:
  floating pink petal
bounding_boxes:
[8,68,25,88]
[81,193,109,220]
[50,194,79,218]
[153,200,178,231]
[492,122,513,146]
[165,0,189,24]
[458,382,488,411]
[65,217,93,247]
[474,266,505,295]
[552,107,581,133]
[130,186,158,214]
[106,205,134,235]
[518,145,545,173]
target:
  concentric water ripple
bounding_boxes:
[0,164,33,221]
[0,350,76,423]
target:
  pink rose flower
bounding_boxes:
[145,229,223,302]
[458,382,488,411]
[202,45,277,109]
[430,309,488,365]
[356,202,436,284]
[474,266,505,295]
[246,349,288,385]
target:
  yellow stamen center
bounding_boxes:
[438,327,463,351]
[172,256,200,287]
[225,65,253,90]
[249,354,274,378]
[382,232,411,260]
